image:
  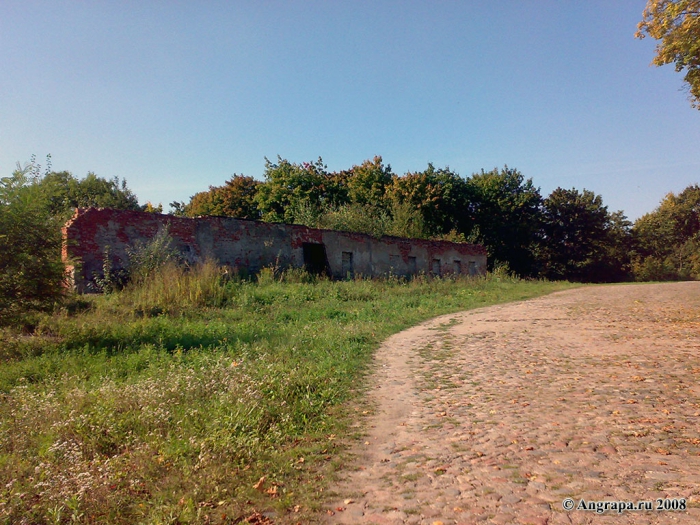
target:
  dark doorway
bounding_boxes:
[303,243,330,275]
[408,256,417,275]
[342,251,354,277]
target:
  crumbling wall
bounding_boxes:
[63,208,488,291]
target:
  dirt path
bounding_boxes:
[323,282,700,525]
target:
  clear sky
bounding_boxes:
[1,1,698,220]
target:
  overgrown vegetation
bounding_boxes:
[632,184,700,280]
[0,157,144,327]
[0,158,66,326]
[2,151,696,522]
[0,265,575,524]
[3,153,699,330]
[175,155,700,283]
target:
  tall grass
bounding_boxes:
[0,266,576,524]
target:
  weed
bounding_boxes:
[0,270,575,523]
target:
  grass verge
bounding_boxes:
[0,266,577,524]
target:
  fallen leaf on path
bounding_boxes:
[245,512,273,524]
[253,477,266,491]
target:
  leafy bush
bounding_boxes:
[0,162,66,326]
[631,255,680,281]
[126,225,181,284]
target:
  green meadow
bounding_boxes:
[0,265,575,524]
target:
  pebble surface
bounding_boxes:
[324,282,700,525]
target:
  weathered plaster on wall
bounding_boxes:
[63,208,487,291]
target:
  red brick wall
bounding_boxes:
[63,208,488,291]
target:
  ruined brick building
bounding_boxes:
[62,208,487,292]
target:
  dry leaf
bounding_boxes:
[253,476,266,491]
[245,512,274,525]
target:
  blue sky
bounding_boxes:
[1,1,698,220]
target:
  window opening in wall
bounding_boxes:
[468,261,477,275]
[408,256,417,274]
[432,258,441,276]
[389,254,401,271]
[453,260,461,274]
[302,243,330,275]
[342,251,354,277]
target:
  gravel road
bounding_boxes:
[324,282,700,525]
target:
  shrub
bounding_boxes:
[0,163,65,326]
[631,255,681,281]
[126,225,181,284]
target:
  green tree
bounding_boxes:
[632,184,700,279]
[541,188,630,282]
[184,174,261,219]
[0,162,65,325]
[39,170,140,219]
[604,210,635,281]
[142,201,164,213]
[466,167,543,276]
[388,164,471,237]
[345,156,393,207]
[255,157,345,223]
[636,0,700,108]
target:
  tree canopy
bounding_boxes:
[636,0,700,108]
[540,188,628,282]
[1,158,143,325]
[176,158,649,282]
[39,171,140,220]
[1,164,65,324]
[184,175,261,219]
[466,167,543,276]
[632,184,700,279]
